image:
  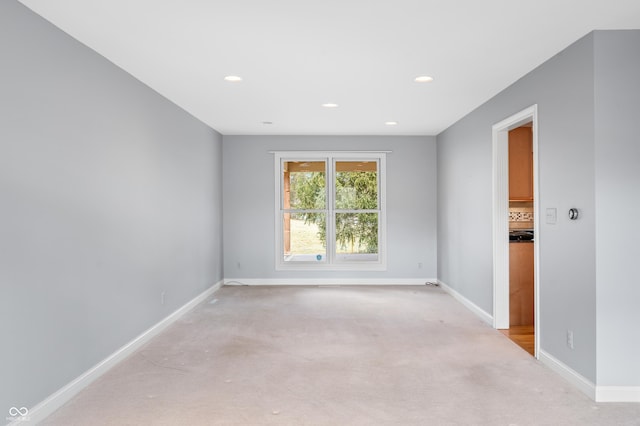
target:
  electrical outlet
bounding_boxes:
[418,262,423,269]
[161,291,166,305]
[237,262,241,269]
[566,330,574,349]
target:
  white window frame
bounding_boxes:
[274,151,387,271]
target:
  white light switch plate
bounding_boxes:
[546,208,557,224]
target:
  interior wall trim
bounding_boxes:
[437,279,493,325]
[539,350,596,400]
[536,350,636,402]
[16,281,224,426]
[491,104,539,333]
[595,386,640,403]
[223,278,435,286]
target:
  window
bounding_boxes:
[274,151,386,270]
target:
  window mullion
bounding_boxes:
[282,209,326,214]
[334,209,380,213]
[326,156,335,265]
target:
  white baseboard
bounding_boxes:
[16,277,639,418]
[538,350,596,400]
[17,281,223,426]
[595,386,640,402]
[538,350,640,402]
[538,349,640,402]
[437,279,493,325]
[223,278,435,286]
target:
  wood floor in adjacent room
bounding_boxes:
[500,325,535,356]
[42,286,640,425]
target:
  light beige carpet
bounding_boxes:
[42,285,640,425]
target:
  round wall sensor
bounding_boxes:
[568,208,579,220]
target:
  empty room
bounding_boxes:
[2,0,640,424]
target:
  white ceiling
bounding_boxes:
[18,0,640,136]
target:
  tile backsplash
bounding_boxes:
[509,202,533,229]
[509,210,534,221]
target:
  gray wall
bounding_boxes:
[223,136,437,281]
[594,31,640,386]
[437,34,598,381]
[438,30,640,387]
[0,0,223,414]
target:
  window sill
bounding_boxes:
[276,261,387,272]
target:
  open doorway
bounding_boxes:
[492,105,540,358]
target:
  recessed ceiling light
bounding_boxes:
[224,75,243,82]
[385,121,398,126]
[322,103,339,108]
[414,75,434,83]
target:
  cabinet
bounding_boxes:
[509,242,534,326]
[508,126,533,201]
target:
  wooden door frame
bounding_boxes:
[492,105,540,358]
